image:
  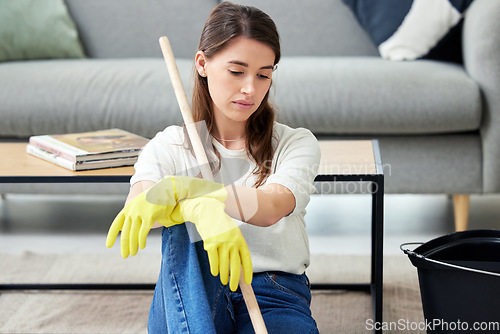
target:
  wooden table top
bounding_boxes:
[318,140,377,175]
[0,140,379,179]
[0,143,134,177]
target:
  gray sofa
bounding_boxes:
[1,0,499,229]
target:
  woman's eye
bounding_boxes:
[229,70,243,76]
[258,74,271,80]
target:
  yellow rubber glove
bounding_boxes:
[146,175,228,205]
[106,175,228,258]
[106,184,179,258]
[175,197,253,291]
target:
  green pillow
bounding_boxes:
[0,0,85,61]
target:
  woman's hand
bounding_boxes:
[105,183,182,258]
[177,196,253,291]
[106,176,232,258]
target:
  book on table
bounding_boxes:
[27,128,149,170]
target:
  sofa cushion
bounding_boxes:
[0,58,481,138]
[64,0,218,59]
[342,0,474,63]
[272,57,482,135]
[0,59,190,139]
[0,0,85,62]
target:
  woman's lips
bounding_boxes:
[232,100,254,110]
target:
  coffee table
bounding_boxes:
[0,140,384,331]
[0,142,134,182]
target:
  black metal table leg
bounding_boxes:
[371,176,384,334]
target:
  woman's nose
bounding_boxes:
[241,77,256,95]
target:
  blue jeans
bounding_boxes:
[148,224,319,334]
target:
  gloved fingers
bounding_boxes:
[240,244,253,285]
[138,221,152,250]
[219,244,230,286]
[129,217,141,256]
[229,247,241,292]
[120,217,132,258]
[206,246,219,277]
[241,259,253,286]
[106,212,124,248]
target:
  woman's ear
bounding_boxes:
[195,51,207,77]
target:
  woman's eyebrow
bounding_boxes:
[228,60,274,70]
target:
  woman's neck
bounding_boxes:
[212,129,246,150]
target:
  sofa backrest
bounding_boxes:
[65,0,378,59]
[235,0,378,57]
[65,0,218,59]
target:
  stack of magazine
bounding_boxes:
[26,128,149,171]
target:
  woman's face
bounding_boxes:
[196,37,275,130]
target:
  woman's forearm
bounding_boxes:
[225,183,295,227]
[125,179,295,228]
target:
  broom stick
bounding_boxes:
[159,36,268,334]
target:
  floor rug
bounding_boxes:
[1,252,425,333]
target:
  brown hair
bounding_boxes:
[190,1,281,187]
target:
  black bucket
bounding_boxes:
[401,229,500,333]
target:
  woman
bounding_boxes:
[107,2,321,333]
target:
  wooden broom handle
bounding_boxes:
[159,36,268,334]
